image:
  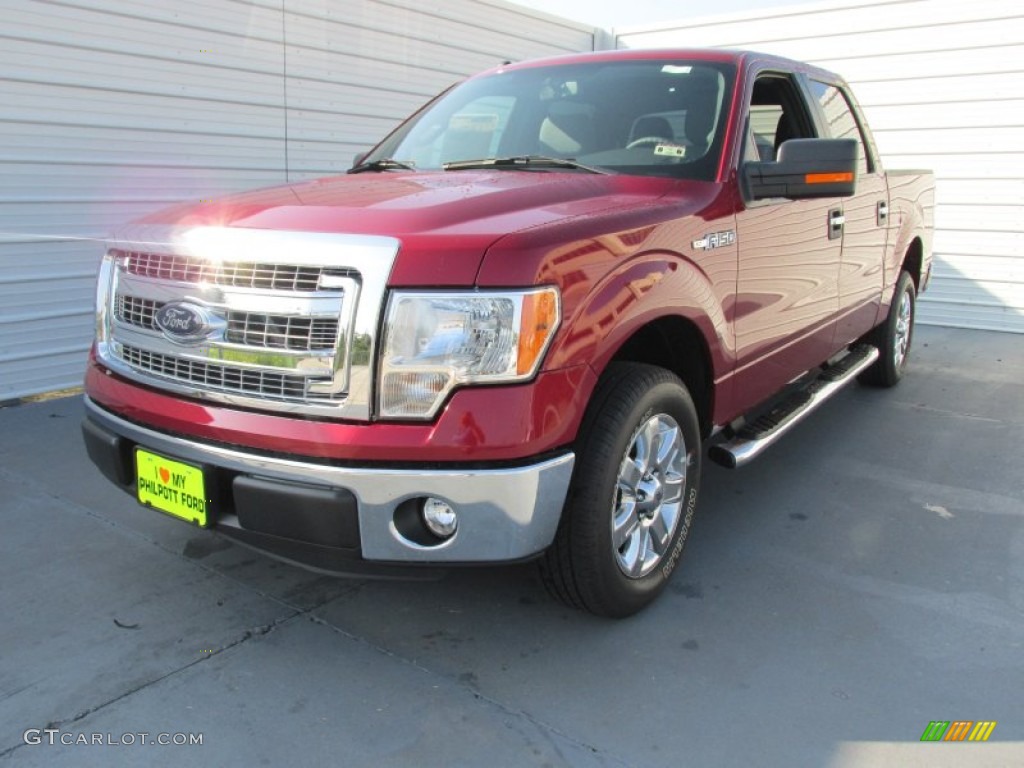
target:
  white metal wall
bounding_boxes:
[0,0,597,401]
[617,0,1024,333]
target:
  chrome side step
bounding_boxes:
[708,344,879,469]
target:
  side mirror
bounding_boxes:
[744,138,858,200]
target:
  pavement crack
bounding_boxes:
[0,468,365,761]
[0,613,300,760]
[303,613,633,768]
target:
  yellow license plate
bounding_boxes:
[135,449,209,526]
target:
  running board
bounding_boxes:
[708,344,879,469]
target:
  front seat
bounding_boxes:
[681,78,720,158]
[540,101,595,156]
[773,111,800,156]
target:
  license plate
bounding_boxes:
[135,448,209,527]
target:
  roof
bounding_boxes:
[478,47,844,85]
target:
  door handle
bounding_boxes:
[828,208,845,240]
[877,200,889,225]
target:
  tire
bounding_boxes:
[859,269,916,388]
[540,363,702,618]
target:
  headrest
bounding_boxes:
[681,77,720,149]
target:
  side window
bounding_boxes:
[745,75,817,162]
[809,81,870,175]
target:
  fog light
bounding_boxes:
[422,497,458,538]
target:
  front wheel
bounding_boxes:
[540,363,702,618]
[859,269,916,387]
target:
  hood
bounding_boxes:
[138,171,682,238]
[131,171,694,285]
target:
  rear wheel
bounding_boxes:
[540,363,702,618]
[860,269,916,387]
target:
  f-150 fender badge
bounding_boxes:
[154,301,214,343]
[692,230,736,251]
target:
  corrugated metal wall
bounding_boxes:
[617,0,1024,333]
[0,0,596,401]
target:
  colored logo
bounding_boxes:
[920,721,997,742]
[154,302,213,343]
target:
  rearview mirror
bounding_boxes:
[744,138,858,200]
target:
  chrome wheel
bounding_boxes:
[541,362,702,616]
[894,289,913,370]
[612,413,687,578]
[858,270,916,388]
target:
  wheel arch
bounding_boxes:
[539,252,730,446]
[902,237,924,290]
[598,315,715,439]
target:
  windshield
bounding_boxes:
[362,58,736,181]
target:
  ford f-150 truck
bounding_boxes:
[82,49,934,617]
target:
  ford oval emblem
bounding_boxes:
[154,302,212,343]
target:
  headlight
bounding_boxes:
[378,287,560,419]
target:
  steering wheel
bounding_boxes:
[626,136,670,150]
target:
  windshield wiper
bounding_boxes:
[348,158,416,174]
[443,155,612,175]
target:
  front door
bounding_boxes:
[733,73,842,411]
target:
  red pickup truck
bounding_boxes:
[82,49,934,617]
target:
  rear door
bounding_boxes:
[806,79,889,346]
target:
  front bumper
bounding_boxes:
[82,397,574,574]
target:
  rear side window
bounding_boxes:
[809,81,871,174]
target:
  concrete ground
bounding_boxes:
[0,325,1021,767]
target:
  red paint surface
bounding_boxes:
[89,48,933,461]
[87,358,595,463]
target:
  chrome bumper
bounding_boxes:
[84,397,574,564]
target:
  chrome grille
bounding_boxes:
[224,312,338,351]
[96,228,400,420]
[115,295,159,329]
[115,295,339,352]
[118,250,345,292]
[121,345,307,400]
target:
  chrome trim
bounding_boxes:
[709,345,879,468]
[893,289,913,371]
[95,251,116,346]
[85,398,574,563]
[96,226,399,421]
